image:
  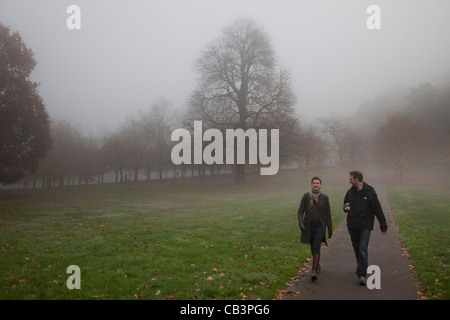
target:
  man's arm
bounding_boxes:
[371,189,388,233]
[343,189,351,212]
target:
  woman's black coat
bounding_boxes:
[297,192,333,245]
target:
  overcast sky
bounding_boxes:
[1,0,450,135]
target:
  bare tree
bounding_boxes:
[316,115,365,168]
[34,120,78,187]
[342,128,363,167]
[34,120,102,187]
[102,131,128,183]
[100,96,178,184]
[118,115,144,182]
[375,112,428,179]
[316,116,348,166]
[140,97,177,180]
[188,18,297,184]
[406,83,450,165]
[298,124,327,181]
[74,134,104,185]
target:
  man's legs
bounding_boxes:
[348,228,371,284]
[357,229,371,278]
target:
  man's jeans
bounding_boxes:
[348,228,371,277]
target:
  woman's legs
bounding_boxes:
[310,240,321,281]
[310,221,324,281]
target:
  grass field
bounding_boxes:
[2,166,448,300]
[0,168,347,300]
[378,165,449,300]
[386,184,449,300]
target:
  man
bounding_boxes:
[343,170,388,285]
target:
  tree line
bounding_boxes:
[24,78,450,188]
[1,19,449,187]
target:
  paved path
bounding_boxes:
[282,168,422,300]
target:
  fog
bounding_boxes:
[1,0,450,135]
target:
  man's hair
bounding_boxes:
[311,176,321,184]
[349,170,363,182]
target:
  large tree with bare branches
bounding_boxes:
[187,18,297,184]
[375,113,428,179]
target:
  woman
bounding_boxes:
[297,177,333,281]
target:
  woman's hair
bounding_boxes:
[311,176,321,184]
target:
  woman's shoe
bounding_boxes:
[311,254,319,281]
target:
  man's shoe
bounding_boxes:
[359,276,367,286]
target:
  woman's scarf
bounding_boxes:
[309,189,322,203]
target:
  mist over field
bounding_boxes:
[1,0,449,186]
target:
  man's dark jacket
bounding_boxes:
[343,182,388,232]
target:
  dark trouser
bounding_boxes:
[348,228,371,277]
[310,221,324,254]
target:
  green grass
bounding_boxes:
[4,166,448,300]
[0,168,347,300]
[385,176,449,300]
